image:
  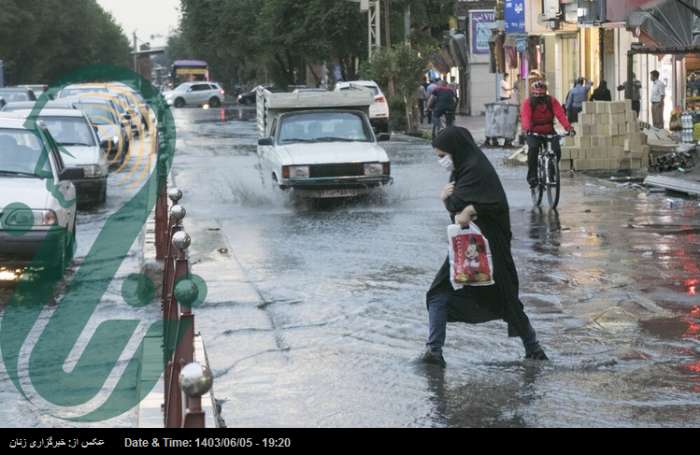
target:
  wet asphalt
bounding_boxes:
[0,105,698,428]
[170,107,700,428]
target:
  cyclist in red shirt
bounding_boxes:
[521,79,575,188]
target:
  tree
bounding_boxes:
[363,44,430,132]
[0,0,130,85]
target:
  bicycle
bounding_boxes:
[528,132,570,209]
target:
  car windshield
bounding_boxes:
[78,103,118,125]
[41,117,95,146]
[0,129,50,177]
[0,90,31,102]
[278,112,371,144]
[60,87,108,98]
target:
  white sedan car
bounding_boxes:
[0,116,83,277]
[257,110,392,199]
[163,82,225,108]
[334,81,390,134]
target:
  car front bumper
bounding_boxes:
[280,176,393,198]
[0,228,67,267]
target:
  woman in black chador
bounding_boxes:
[422,126,548,367]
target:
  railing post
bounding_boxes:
[164,229,191,429]
[180,362,213,428]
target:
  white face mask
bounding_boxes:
[438,155,454,172]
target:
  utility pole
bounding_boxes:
[384,0,392,49]
[133,31,138,72]
[404,4,411,45]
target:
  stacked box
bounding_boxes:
[560,101,649,172]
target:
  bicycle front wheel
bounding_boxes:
[532,157,545,207]
[546,158,561,209]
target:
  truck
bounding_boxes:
[256,86,392,199]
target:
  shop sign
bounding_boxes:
[504,1,526,33]
[469,10,495,55]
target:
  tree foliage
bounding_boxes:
[0,0,131,85]
[362,43,430,131]
[175,0,370,88]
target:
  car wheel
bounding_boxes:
[48,237,68,280]
[209,97,221,108]
[99,181,107,204]
[174,98,185,108]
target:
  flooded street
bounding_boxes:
[170,107,700,428]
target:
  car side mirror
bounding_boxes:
[377,133,391,142]
[258,137,274,146]
[60,167,85,181]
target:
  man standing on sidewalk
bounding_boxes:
[650,70,666,129]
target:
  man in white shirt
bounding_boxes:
[500,73,513,101]
[650,70,666,129]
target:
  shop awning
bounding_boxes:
[627,0,700,48]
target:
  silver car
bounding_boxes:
[164,82,225,108]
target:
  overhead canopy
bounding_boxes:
[628,0,700,48]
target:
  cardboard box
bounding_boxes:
[596,124,612,136]
[583,124,594,135]
[579,136,593,148]
[610,101,626,114]
[560,159,573,171]
[595,102,609,114]
[597,113,611,124]
[582,102,595,114]
[581,113,596,125]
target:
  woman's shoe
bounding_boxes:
[525,348,549,361]
[420,350,447,368]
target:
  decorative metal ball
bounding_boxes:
[170,205,186,222]
[168,188,183,203]
[172,231,191,251]
[179,362,213,398]
[174,279,199,307]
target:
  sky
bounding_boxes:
[97,0,181,48]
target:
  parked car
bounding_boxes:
[163,82,225,108]
[0,87,37,103]
[68,97,130,166]
[257,88,392,199]
[12,109,109,204]
[56,84,110,99]
[1,100,74,112]
[0,116,83,277]
[334,81,390,134]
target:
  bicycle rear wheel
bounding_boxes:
[546,158,561,209]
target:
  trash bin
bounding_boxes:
[484,102,519,143]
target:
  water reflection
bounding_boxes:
[419,362,545,427]
[528,208,561,255]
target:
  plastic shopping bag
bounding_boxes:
[447,222,495,290]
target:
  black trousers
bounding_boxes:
[526,135,561,184]
[631,100,641,117]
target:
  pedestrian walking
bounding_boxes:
[590,80,612,101]
[565,77,591,124]
[416,84,427,124]
[428,80,458,139]
[650,70,666,129]
[420,126,549,367]
[617,73,642,117]
[426,78,439,125]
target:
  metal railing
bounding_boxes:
[156,184,213,428]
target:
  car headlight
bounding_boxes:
[3,209,57,227]
[364,163,384,176]
[289,166,310,179]
[82,164,103,178]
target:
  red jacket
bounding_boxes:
[520,96,571,134]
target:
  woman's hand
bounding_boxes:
[455,205,478,227]
[441,182,455,202]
